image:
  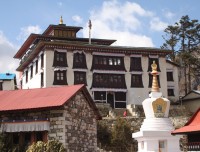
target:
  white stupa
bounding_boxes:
[132,61,181,152]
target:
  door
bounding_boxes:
[107,92,114,108]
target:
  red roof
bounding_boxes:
[172,108,200,134]
[0,85,85,110]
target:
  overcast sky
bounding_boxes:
[0,0,199,73]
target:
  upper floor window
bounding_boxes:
[73,52,87,69]
[53,70,67,85]
[91,55,125,71]
[148,74,160,88]
[53,51,67,67]
[167,72,174,81]
[131,74,144,88]
[74,71,87,85]
[148,58,160,72]
[35,60,38,74]
[26,70,28,83]
[41,54,44,68]
[92,73,126,89]
[130,57,142,71]
[168,89,175,96]
[30,65,33,79]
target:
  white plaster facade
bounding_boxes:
[19,48,179,106]
[16,23,180,107]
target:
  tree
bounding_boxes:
[162,15,200,94]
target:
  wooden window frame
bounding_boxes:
[130,57,143,71]
[73,52,87,69]
[167,72,174,81]
[74,71,87,85]
[92,73,126,89]
[53,70,67,85]
[168,88,175,96]
[53,51,67,67]
[91,55,126,71]
[131,74,144,88]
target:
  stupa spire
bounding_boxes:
[151,61,159,92]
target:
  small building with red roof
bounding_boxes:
[0,84,101,151]
[172,108,200,151]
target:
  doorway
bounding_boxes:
[107,92,114,108]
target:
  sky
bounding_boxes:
[0,0,199,73]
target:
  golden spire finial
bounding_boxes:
[151,61,159,92]
[59,16,63,24]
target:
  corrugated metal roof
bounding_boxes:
[0,73,16,80]
[0,85,84,112]
[172,108,200,134]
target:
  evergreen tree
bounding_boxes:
[162,15,200,94]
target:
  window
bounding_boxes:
[74,71,87,85]
[131,74,144,88]
[35,60,38,74]
[0,82,2,90]
[167,72,174,81]
[148,58,160,72]
[41,54,44,68]
[53,51,67,67]
[168,89,175,96]
[115,92,126,101]
[91,55,125,71]
[148,74,160,88]
[130,57,142,71]
[53,70,67,85]
[30,65,33,79]
[92,73,126,89]
[41,73,44,87]
[73,52,87,69]
[94,91,106,102]
[26,70,28,83]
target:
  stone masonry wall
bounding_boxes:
[63,91,97,151]
[0,91,98,152]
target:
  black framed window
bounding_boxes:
[26,70,28,83]
[53,51,67,67]
[92,73,126,89]
[41,54,44,68]
[0,82,2,90]
[73,52,87,69]
[168,89,175,96]
[131,74,144,88]
[130,57,142,71]
[167,72,174,81]
[74,71,87,85]
[30,65,33,79]
[115,92,126,101]
[91,55,126,71]
[148,58,160,72]
[148,74,160,88]
[35,60,38,74]
[41,73,44,87]
[53,70,67,85]
[94,91,106,101]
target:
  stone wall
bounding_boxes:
[0,91,98,151]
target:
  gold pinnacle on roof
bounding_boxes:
[59,16,63,24]
[151,61,159,92]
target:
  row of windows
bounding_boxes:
[25,54,43,83]
[53,51,163,72]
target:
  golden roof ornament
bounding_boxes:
[59,16,63,24]
[151,61,159,92]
